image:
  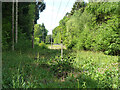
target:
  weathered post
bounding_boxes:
[51,31,52,49]
[61,40,63,61]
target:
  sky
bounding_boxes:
[37,0,88,35]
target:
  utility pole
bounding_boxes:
[12,0,14,51]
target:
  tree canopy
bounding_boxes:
[2,1,46,51]
[52,2,120,55]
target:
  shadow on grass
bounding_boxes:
[34,49,114,88]
[27,47,98,88]
[36,61,99,88]
[34,50,100,88]
[3,48,114,88]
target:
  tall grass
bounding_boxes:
[2,47,119,88]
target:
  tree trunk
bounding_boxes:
[12,0,14,51]
[32,20,34,48]
[15,0,18,43]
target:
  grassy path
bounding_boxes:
[47,44,66,49]
[2,47,119,88]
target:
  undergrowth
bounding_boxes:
[2,47,119,88]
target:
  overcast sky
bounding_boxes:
[37,0,88,35]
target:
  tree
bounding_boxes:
[34,23,48,44]
[12,0,14,51]
[53,1,119,55]
[70,1,86,15]
[2,1,46,51]
[32,20,34,48]
[46,35,53,44]
[32,2,46,48]
[41,23,48,43]
[15,0,18,43]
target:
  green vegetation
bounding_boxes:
[34,23,48,44]
[2,1,119,89]
[47,44,66,49]
[53,2,120,56]
[2,1,46,51]
[2,46,118,88]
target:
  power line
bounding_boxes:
[50,0,54,29]
[54,0,63,25]
[62,0,71,17]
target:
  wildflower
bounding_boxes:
[86,71,89,73]
[98,68,100,72]
[104,68,107,71]
[101,71,104,74]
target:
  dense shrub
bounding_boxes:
[53,2,120,56]
[39,42,48,49]
[15,33,32,52]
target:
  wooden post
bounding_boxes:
[61,40,63,61]
[51,31,52,49]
